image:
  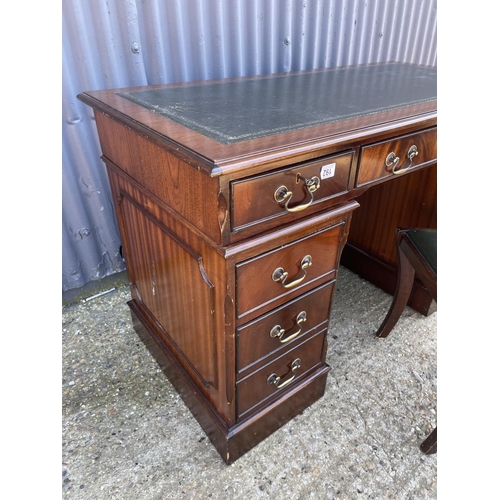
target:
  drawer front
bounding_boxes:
[231,152,353,232]
[356,127,437,187]
[236,222,344,321]
[236,329,326,418]
[237,281,335,377]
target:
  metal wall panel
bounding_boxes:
[62,0,437,292]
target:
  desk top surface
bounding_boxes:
[78,62,437,175]
[117,63,436,145]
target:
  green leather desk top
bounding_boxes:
[117,63,436,145]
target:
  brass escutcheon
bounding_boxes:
[267,358,301,389]
[386,144,419,175]
[273,174,320,213]
[270,311,307,343]
[272,255,312,289]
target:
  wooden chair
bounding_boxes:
[375,227,437,454]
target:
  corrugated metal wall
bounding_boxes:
[62,0,437,293]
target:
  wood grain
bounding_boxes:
[231,151,353,231]
[237,281,335,377]
[343,164,437,315]
[236,329,327,418]
[235,223,343,321]
[356,127,437,187]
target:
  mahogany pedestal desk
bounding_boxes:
[78,62,437,464]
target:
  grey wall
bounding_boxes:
[62,0,437,293]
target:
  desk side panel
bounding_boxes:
[94,111,225,245]
[107,166,234,425]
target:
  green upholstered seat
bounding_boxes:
[406,229,437,275]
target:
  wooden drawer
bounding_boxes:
[356,127,437,187]
[231,152,353,233]
[236,222,344,321]
[237,281,335,377]
[236,329,326,418]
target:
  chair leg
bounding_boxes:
[420,427,437,454]
[376,241,415,338]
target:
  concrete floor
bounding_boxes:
[62,266,437,499]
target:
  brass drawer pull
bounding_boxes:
[385,145,419,175]
[273,174,320,213]
[270,311,307,343]
[267,358,301,389]
[272,255,312,289]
